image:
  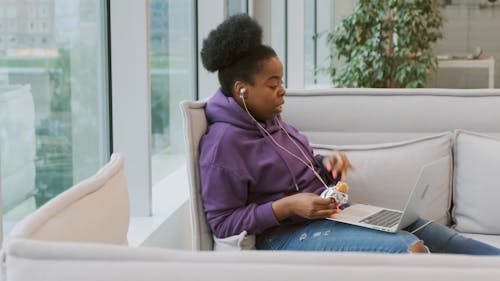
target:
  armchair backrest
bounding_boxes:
[4,153,130,245]
[180,100,213,251]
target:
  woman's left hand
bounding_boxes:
[323,151,353,181]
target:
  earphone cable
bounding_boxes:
[240,96,330,190]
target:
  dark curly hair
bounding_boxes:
[200,13,277,97]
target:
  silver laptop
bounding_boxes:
[326,156,449,233]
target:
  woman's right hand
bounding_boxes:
[272,193,337,221]
[322,151,353,181]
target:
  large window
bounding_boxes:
[0,0,109,234]
[150,0,196,186]
[303,0,499,89]
[432,0,500,88]
[303,0,356,88]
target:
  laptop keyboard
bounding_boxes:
[360,209,402,228]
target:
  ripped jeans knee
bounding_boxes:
[256,220,421,253]
[409,240,430,253]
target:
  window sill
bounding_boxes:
[127,163,191,248]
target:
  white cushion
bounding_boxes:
[313,132,453,224]
[452,130,500,234]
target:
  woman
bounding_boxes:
[199,14,500,255]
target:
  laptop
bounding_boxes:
[326,156,449,233]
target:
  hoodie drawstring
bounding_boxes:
[254,121,301,191]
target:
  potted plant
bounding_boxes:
[318,0,443,88]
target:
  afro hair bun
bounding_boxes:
[201,13,263,72]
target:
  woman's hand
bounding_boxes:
[322,151,353,181]
[272,193,337,221]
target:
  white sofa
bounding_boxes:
[3,88,500,281]
[283,88,500,249]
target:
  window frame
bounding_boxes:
[110,0,152,216]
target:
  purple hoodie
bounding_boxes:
[199,89,334,238]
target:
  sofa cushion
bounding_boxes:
[313,132,453,225]
[453,130,500,234]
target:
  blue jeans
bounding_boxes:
[406,219,500,255]
[256,219,500,255]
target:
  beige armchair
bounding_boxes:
[4,153,130,246]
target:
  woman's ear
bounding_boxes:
[234,81,247,99]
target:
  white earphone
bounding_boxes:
[239,88,246,98]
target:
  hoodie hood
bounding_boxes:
[205,89,281,134]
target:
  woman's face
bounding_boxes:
[241,56,286,122]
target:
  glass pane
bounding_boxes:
[304,0,316,87]
[308,0,499,89]
[0,0,110,234]
[271,0,286,86]
[306,0,357,88]
[226,0,247,16]
[150,0,196,184]
[431,0,500,88]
